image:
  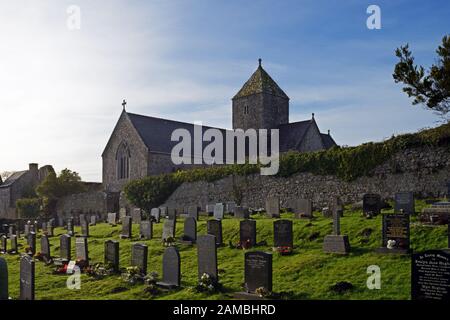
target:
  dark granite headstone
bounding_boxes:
[240,220,257,248]
[139,220,153,240]
[75,237,89,264]
[120,216,132,239]
[265,197,280,218]
[60,234,71,261]
[394,192,415,215]
[207,219,223,246]
[162,217,176,241]
[40,235,51,259]
[132,208,142,224]
[291,199,312,218]
[244,251,272,293]
[234,206,250,219]
[412,250,450,300]
[104,240,119,272]
[363,193,381,217]
[323,207,350,254]
[213,203,224,220]
[273,220,293,248]
[0,257,7,300]
[131,243,148,274]
[19,255,35,300]
[188,206,199,220]
[377,213,410,254]
[150,208,161,223]
[197,235,218,283]
[81,219,89,237]
[182,217,197,244]
[157,247,181,288]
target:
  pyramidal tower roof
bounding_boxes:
[233,59,289,100]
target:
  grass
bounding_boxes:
[1,199,448,300]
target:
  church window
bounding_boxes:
[116,142,131,180]
[244,105,249,115]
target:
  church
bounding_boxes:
[102,60,336,193]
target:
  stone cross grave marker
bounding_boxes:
[273,219,293,249]
[104,240,119,272]
[213,203,224,220]
[75,237,89,264]
[265,196,280,218]
[132,208,142,224]
[377,213,410,254]
[19,254,35,300]
[240,219,257,248]
[394,192,415,215]
[131,243,148,274]
[0,257,8,300]
[197,234,218,283]
[412,250,450,300]
[243,251,272,294]
[182,217,197,244]
[363,193,381,217]
[234,206,250,219]
[120,216,132,239]
[140,220,153,240]
[291,198,312,218]
[60,234,71,261]
[157,246,181,288]
[162,217,176,241]
[150,208,161,223]
[323,207,350,254]
[207,219,223,246]
[188,206,199,220]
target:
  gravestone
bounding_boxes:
[67,218,74,236]
[40,235,51,260]
[363,193,381,217]
[188,206,199,220]
[181,217,197,244]
[90,215,96,226]
[323,207,350,254]
[132,208,142,224]
[162,217,176,241]
[108,212,117,225]
[197,235,218,283]
[140,220,153,240]
[207,219,223,246]
[81,219,89,237]
[157,247,181,288]
[79,214,86,226]
[24,223,30,237]
[47,223,54,237]
[0,257,7,300]
[394,192,415,215]
[28,232,36,256]
[150,208,161,223]
[0,235,6,254]
[213,203,224,220]
[19,255,35,300]
[240,220,257,248]
[291,199,312,218]
[273,220,293,249]
[75,237,89,264]
[120,216,132,239]
[376,213,410,254]
[265,197,280,218]
[10,235,18,254]
[168,208,177,220]
[235,206,250,219]
[119,208,127,221]
[60,234,71,261]
[159,206,168,218]
[225,201,236,214]
[104,240,119,272]
[243,251,272,293]
[8,224,16,238]
[131,243,148,274]
[412,250,450,300]
[206,204,215,216]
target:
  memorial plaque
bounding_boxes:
[291,199,312,218]
[0,257,8,300]
[121,216,132,239]
[234,206,250,219]
[10,235,18,253]
[104,240,119,272]
[140,220,153,240]
[225,201,236,214]
[244,251,272,293]
[75,237,89,263]
[40,235,51,259]
[132,208,142,224]
[150,208,161,223]
[60,234,71,261]
[131,243,148,274]
[265,197,280,218]
[81,219,89,237]
[0,235,6,253]
[380,214,410,253]
[187,206,199,220]
[394,192,415,215]
[363,193,381,216]
[182,217,197,244]
[240,220,257,248]
[273,220,293,248]
[162,218,176,241]
[157,247,181,288]
[207,219,223,246]
[197,235,218,283]
[19,255,35,300]
[108,212,117,225]
[168,208,177,220]
[213,203,224,220]
[412,250,450,300]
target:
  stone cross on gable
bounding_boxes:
[122,99,127,110]
[333,206,341,235]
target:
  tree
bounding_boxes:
[393,35,450,118]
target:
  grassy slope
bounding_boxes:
[2,200,448,300]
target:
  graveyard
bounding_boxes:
[1,199,448,300]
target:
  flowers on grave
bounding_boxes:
[54,263,69,274]
[255,286,270,298]
[163,236,176,247]
[195,273,220,293]
[75,259,88,270]
[387,239,397,249]
[85,263,113,279]
[34,252,45,261]
[273,246,293,255]
[241,239,252,250]
[121,266,145,284]
[143,272,161,296]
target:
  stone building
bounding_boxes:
[0,163,53,219]
[102,60,336,194]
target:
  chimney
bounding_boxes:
[328,129,330,135]
[29,163,38,171]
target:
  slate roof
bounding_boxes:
[233,63,289,100]
[278,120,312,151]
[321,133,337,149]
[0,171,27,188]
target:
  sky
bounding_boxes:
[0,0,449,182]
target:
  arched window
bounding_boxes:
[116,142,131,180]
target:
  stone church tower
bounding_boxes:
[232,59,289,130]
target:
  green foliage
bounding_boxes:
[16,198,41,218]
[36,169,85,200]
[393,35,450,117]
